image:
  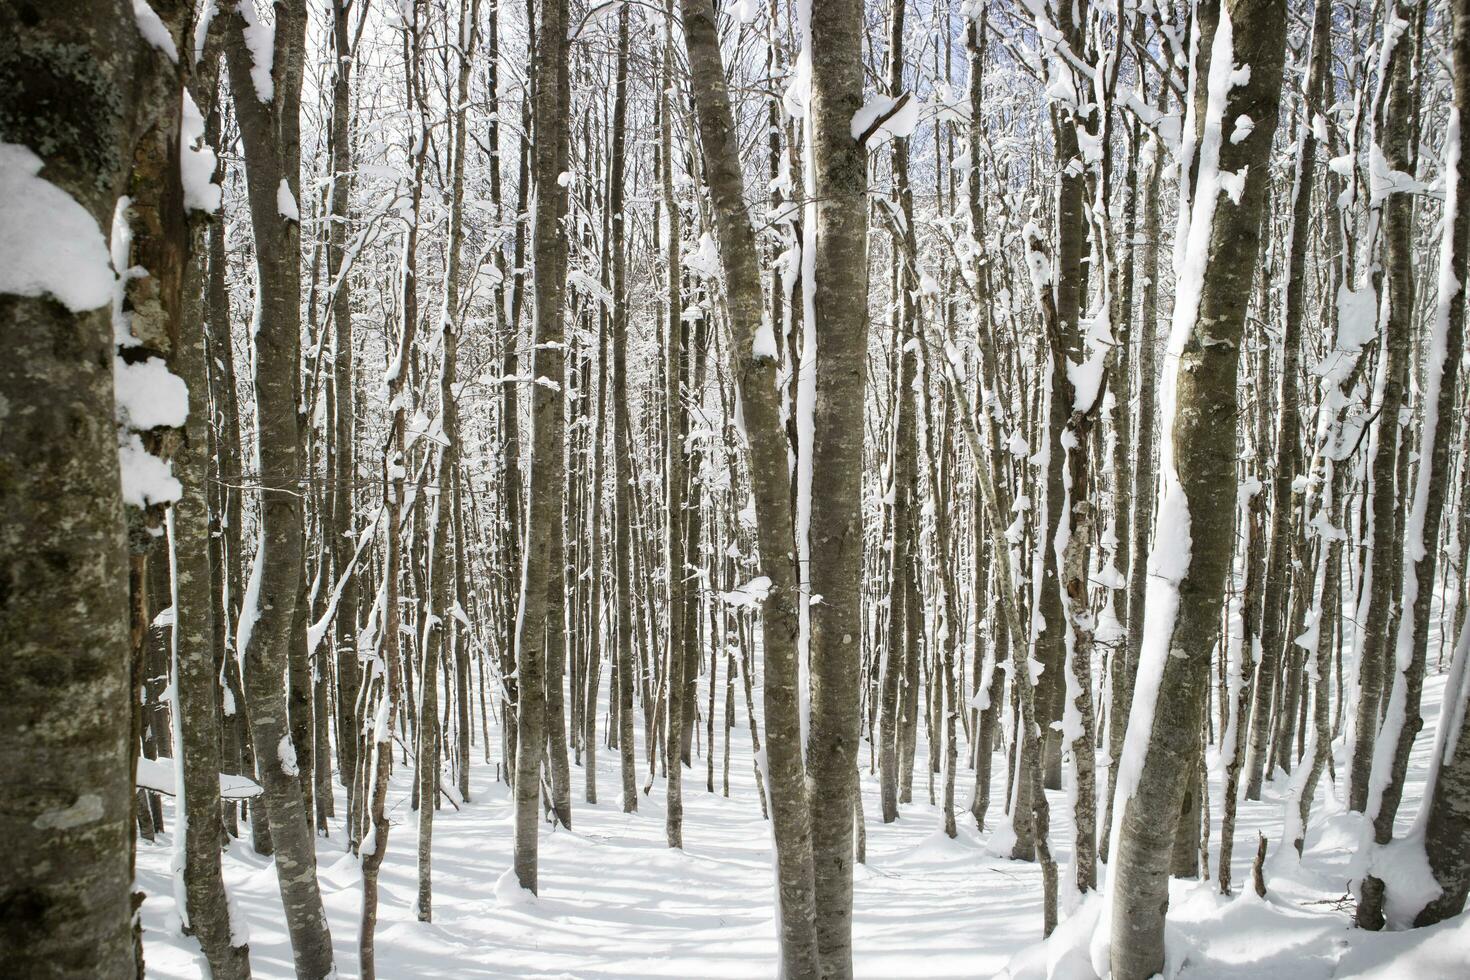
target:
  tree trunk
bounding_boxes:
[608,3,638,815]
[1419,623,1470,925]
[1243,0,1329,802]
[224,4,335,974]
[170,74,252,971]
[1107,1,1287,974]
[1348,0,1416,813]
[0,4,150,973]
[327,0,363,817]
[804,0,876,966]
[512,0,570,891]
[659,16,686,851]
[418,32,483,892]
[680,0,819,967]
[1361,0,1469,925]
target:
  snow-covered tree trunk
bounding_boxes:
[1106,0,1288,975]
[171,42,252,973]
[0,2,162,973]
[1348,0,1417,815]
[1360,0,1470,928]
[224,3,335,975]
[1116,115,1163,801]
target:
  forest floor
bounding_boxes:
[138,669,1470,978]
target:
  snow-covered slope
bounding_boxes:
[136,672,1468,978]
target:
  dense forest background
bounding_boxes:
[2,0,1469,977]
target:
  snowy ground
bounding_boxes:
[138,671,1470,978]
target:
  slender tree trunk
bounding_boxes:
[608,3,638,814]
[512,0,570,891]
[879,309,916,824]
[585,304,609,804]
[659,16,686,850]
[801,0,877,965]
[1243,0,1329,802]
[171,89,252,973]
[328,0,362,816]
[1109,116,1163,852]
[1349,0,1416,813]
[497,0,526,785]
[546,498,573,828]
[417,3,483,901]
[1220,475,1265,894]
[224,4,335,974]
[1361,0,1469,925]
[918,352,962,839]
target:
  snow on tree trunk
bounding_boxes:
[223,3,335,975]
[1102,1,1288,975]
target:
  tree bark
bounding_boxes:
[1348,0,1416,813]
[608,3,638,815]
[1108,1,1287,974]
[327,0,362,819]
[170,63,252,972]
[679,0,819,968]
[804,0,876,966]
[1362,0,1469,926]
[0,4,151,974]
[224,4,335,974]
[512,0,570,891]
[659,15,686,851]
[1243,0,1329,802]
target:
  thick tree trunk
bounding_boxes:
[0,5,151,973]
[804,0,876,967]
[1107,1,1287,975]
